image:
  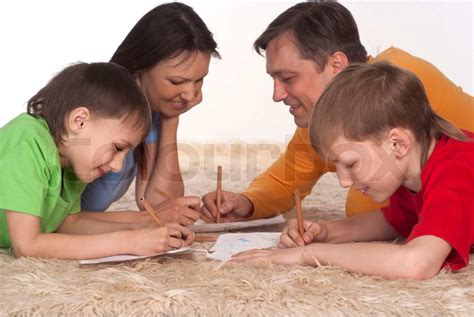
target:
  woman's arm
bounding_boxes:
[77,210,149,224]
[136,116,184,208]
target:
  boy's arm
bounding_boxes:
[6,211,192,259]
[300,235,452,280]
[58,213,143,234]
[280,210,399,247]
[234,234,452,280]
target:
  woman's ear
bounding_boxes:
[387,128,412,158]
[66,107,91,136]
[330,51,349,74]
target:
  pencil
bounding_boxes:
[216,165,222,223]
[293,188,305,237]
[194,235,218,242]
[139,197,163,226]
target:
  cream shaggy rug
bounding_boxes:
[1,144,473,316]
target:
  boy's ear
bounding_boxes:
[67,107,91,135]
[387,128,411,158]
[330,51,349,75]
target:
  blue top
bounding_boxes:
[81,112,160,211]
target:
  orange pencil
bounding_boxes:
[293,189,305,237]
[216,165,222,223]
[139,197,163,226]
[193,235,218,242]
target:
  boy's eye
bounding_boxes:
[345,163,355,169]
[170,80,184,85]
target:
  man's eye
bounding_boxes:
[345,163,355,169]
[282,77,294,83]
[170,80,184,85]
[115,145,123,152]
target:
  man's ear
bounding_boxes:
[67,107,91,136]
[330,51,349,74]
[387,128,412,158]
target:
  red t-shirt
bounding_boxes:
[383,131,474,270]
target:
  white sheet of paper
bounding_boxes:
[189,215,285,233]
[79,247,190,265]
[206,232,281,261]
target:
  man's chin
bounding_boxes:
[293,116,309,128]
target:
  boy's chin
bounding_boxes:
[74,172,97,184]
[371,193,390,203]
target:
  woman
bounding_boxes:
[80,2,220,225]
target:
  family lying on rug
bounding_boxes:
[0,2,473,280]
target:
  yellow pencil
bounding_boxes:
[216,165,222,223]
[139,197,163,226]
[293,189,305,237]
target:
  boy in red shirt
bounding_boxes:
[233,62,473,280]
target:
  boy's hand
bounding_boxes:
[151,196,201,226]
[231,247,305,265]
[201,191,253,222]
[131,223,194,255]
[279,219,328,248]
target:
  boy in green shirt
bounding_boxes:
[0,62,193,259]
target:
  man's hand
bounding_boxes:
[201,191,254,222]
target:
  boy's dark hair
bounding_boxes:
[310,62,467,168]
[27,62,151,175]
[110,2,220,74]
[254,2,367,72]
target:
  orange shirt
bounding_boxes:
[242,47,474,220]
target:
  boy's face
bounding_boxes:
[328,135,408,203]
[137,50,211,118]
[265,33,336,128]
[63,116,143,183]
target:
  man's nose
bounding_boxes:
[273,80,288,102]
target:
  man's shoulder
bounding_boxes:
[369,47,440,81]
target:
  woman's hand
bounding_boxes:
[152,196,201,226]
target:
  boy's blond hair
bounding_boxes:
[310,62,466,167]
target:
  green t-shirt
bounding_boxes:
[0,114,86,247]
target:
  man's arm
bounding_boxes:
[242,127,333,219]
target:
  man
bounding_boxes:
[201,2,473,222]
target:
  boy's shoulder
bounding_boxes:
[426,131,474,172]
[0,113,56,159]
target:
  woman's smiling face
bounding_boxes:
[136,50,211,117]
